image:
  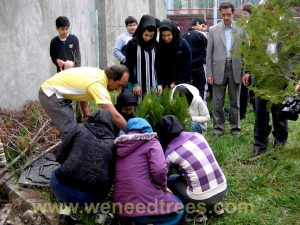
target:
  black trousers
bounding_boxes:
[191,66,206,99]
[253,96,288,151]
[240,83,249,119]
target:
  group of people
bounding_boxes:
[39,1,299,224]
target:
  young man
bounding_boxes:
[38,65,129,138]
[50,16,81,72]
[182,18,207,99]
[113,16,138,64]
[206,2,246,137]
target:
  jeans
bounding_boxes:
[50,170,104,205]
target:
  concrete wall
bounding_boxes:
[0,0,98,110]
[0,0,166,110]
[102,0,167,67]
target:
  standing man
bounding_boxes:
[182,18,207,99]
[39,65,129,138]
[206,2,245,137]
[50,16,81,72]
[113,16,138,64]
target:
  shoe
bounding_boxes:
[252,147,266,157]
[213,130,223,138]
[58,214,78,225]
[230,129,241,135]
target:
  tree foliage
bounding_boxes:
[135,88,192,130]
[236,0,300,104]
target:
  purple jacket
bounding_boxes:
[113,132,182,217]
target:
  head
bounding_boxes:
[155,115,184,150]
[174,85,193,106]
[133,14,157,44]
[105,64,129,91]
[125,16,138,34]
[242,3,254,19]
[55,16,70,39]
[142,26,156,42]
[124,118,153,134]
[115,89,137,121]
[219,2,235,26]
[191,18,207,32]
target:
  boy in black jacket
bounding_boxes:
[50,16,81,72]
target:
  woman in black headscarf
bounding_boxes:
[126,14,158,97]
[156,19,192,95]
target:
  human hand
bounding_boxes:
[242,73,251,86]
[170,82,176,89]
[56,59,65,71]
[157,85,163,95]
[295,82,300,93]
[133,85,142,96]
[64,60,74,69]
[207,76,214,85]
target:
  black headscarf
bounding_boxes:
[155,115,184,150]
[132,14,157,51]
[174,85,193,106]
[115,89,137,112]
[158,19,182,55]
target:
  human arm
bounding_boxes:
[147,139,168,188]
[192,96,210,123]
[206,29,214,85]
[73,35,81,67]
[296,81,300,92]
[242,73,251,86]
[113,35,126,63]
[125,39,142,95]
[100,104,127,130]
[175,39,192,84]
[80,101,90,122]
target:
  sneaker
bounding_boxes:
[58,214,78,225]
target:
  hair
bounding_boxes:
[191,18,206,26]
[55,16,70,28]
[242,3,254,14]
[105,64,129,81]
[144,25,156,32]
[219,2,235,13]
[125,16,137,26]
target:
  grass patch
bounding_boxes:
[204,106,300,225]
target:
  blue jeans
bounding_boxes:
[50,170,104,205]
[133,197,184,225]
[192,121,206,134]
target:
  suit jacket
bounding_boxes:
[206,21,245,84]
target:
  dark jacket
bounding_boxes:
[182,28,207,68]
[50,34,81,72]
[156,19,192,87]
[55,110,115,195]
[125,15,158,94]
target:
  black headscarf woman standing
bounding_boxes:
[156,19,192,95]
[125,14,158,97]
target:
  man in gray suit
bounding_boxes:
[206,1,245,137]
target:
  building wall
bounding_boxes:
[102,0,167,67]
[0,0,167,110]
[0,0,98,110]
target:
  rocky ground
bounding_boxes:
[0,101,60,225]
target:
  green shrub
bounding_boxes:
[135,88,192,130]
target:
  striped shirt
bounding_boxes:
[166,132,227,200]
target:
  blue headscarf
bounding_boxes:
[124,118,153,134]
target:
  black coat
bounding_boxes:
[55,110,115,195]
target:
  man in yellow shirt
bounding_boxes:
[39,64,129,137]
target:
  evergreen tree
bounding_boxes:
[236,0,300,104]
